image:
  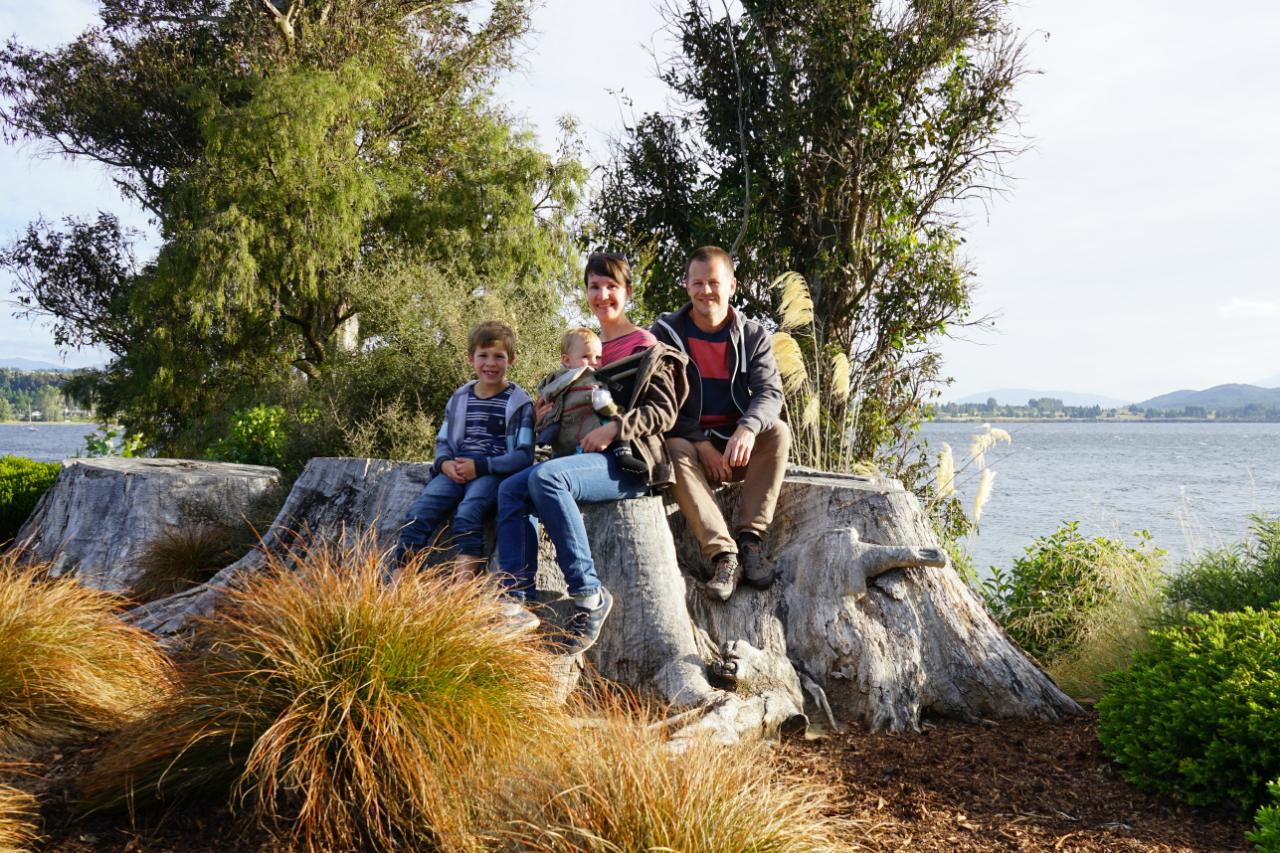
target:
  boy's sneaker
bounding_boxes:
[737,532,774,589]
[499,596,541,633]
[560,587,614,655]
[704,552,742,601]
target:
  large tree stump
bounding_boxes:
[126,458,1079,739]
[12,458,283,592]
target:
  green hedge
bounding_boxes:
[0,456,60,542]
[1097,609,1280,815]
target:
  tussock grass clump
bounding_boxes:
[0,784,39,853]
[130,523,247,602]
[84,532,566,852]
[0,554,172,752]
[500,709,848,852]
[1165,515,1280,619]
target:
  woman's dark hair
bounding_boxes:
[583,251,631,289]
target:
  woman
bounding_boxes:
[496,252,687,654]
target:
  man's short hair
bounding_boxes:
[467,320,517,360]
[686,245,735,278]
[560,326,600,356]
[584,251,632,289]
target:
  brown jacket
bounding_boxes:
[596,342,689,490]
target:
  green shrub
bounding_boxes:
[1165,515,1280,618]
[982,521,1165,663]
[81,532,565,852]
[1250,781,1280,852]
[0,457,60,543]
[203,404,291,470]
[1097,609,1280,815]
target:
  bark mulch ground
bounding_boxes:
[23,713,1252,851]
[778,712,1250,852]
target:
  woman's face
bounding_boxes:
[586,273,630,324]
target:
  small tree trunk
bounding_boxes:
[13,458,283,593]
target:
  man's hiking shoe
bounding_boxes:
[499,596,541,634]
[737,532,774,590]
[560,587,614,655]
[704,552,742,601]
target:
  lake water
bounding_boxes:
[3,421,1278,572]
[921,421,1280,572]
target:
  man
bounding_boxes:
[651,246,790,600]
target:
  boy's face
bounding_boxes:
[467,341,513,387]
[562,337,602,369]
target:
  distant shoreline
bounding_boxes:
[931,416,1280,424]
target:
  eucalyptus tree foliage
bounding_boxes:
[1,0,583,451]
[593,0,1026,463]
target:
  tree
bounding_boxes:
[593,0,1026,464]
[2,0,583,452]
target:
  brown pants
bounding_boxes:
[666,421,791,561]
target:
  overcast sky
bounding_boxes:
[1,0,1277,402]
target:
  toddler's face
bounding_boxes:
[562,338,602,369]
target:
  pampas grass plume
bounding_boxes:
[973,468,996,524]
[936,443,956,499]
[802,395,819,429]
[829,351,851,402]
[771,332,808,394]
[772,271,814,330]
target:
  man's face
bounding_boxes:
[684,257,736,329]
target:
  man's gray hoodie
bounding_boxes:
[651,303,784,443]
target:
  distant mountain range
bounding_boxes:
[953,388,1131,408]
[1137,384,1280,410]
[0,357,76,371]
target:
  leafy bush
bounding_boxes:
[203,404,292,470]
[1165,515,1280,618]
[0,784,39,852]
[81,532,564,852]
[1250,780,1280,852]
[0,553,172,752]
[0,457,59,542]
[1097,609,1280,815]
[501,709,849,852]
[982,522,1165,663]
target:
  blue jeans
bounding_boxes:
[496,452,646,599]
[395,473,504,564]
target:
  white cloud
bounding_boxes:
[1218,299,1280,320]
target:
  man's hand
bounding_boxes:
[580,420,620,453]
[452,458,478,482]
[723,426,756,468]
[696,441,733,483]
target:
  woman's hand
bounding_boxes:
[580,420,620,453]
[535,396,554,422]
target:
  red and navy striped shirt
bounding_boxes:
[685,320,739,438]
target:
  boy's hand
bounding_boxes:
[696,441,733,483]
[723,426,756,467]
[580,421,620,453]
[440,459,465,484]
[452,458,478,482]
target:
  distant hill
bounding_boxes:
[953,388,1130,408]
[0,358,76,372]
[1138,384,1280,410]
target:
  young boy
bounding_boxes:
[392,322,537,625]
[535,327,647,476]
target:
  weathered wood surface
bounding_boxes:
[13,458,282,592]
[121,458,1080,739]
